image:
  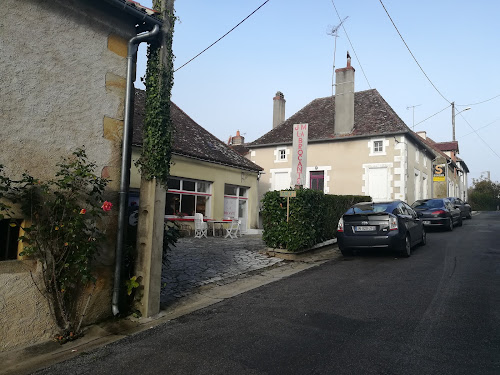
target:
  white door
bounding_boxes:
[368,167,389,201]
[273,171,290,190]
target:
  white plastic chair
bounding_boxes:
[194,213,208,238]
[225,218,241,239]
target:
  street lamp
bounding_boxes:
[451,102,471,141]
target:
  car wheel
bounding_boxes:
[420,229,427,246]
[466,211,472,219]
[458,216,463,227]
[447,218,454,231]
[400,235,411,257]
[340,247,353,256]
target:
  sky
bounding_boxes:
[136,0,500,184]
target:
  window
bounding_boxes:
[415,149,420,163]
[224,184,248,220]
[166,177,212,217]
[275,147,288,162]
[373,140,383,153]
[1,219,21,261]
[310,171,324,191]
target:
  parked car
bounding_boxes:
[411,198,462,230]
[447,197,472,219]
[337,200,426,258]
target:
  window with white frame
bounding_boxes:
[166,177,212,218]
[373,140,384,153]
[415,149,420,163]
[274,147,288,162]
[223,184,248,220]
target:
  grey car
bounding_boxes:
[447,197,472,219]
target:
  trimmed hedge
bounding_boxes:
[261,189,371,251]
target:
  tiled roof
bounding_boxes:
[122,0,159,16]
[229,144,250,156]
[434,141,459,152]
[102,0,162,24]
[249,89,411,146]
[132,89,262,172]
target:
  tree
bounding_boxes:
[468,178,500,211]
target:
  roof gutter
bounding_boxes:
[104,0,163,26]
[113,24,160,317]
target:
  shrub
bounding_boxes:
[0,149,110,338]
[262,189,370,251]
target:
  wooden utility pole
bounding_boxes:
[135,0,175,318]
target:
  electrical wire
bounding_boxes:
[457,112,500,159]
[458,117,500,139]
[412,104,451,128]
[174,0,270,72]
[378,0,451,104]
[456,93,500,107]
[330,0,371,88]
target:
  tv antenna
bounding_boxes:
[327,16,349,96]
[406,104,421,130]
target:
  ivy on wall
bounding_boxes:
[136,2,175,186]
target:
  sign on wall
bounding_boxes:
[433,164,446,182]
[291,123,308,187]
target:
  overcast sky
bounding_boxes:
[137,0,500,184]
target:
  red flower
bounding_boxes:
[79,209,86,215]
[101,201,113,212]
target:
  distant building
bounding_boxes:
[246,56,435,205]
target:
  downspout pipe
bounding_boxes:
[113,24,160,316]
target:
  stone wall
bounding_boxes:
[0,0,138,351]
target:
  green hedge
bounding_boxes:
[261,189,371,251]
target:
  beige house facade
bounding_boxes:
[131,90,262,233]
[248,58,435,207]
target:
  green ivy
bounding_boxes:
[261,189,371,252]
[136,4,176,186]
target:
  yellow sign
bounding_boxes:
[280,190,296,198]
[433,164,446,182]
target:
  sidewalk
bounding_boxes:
[0,236,341,375]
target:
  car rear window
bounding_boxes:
[412,199,443,209]
[347,203,391,214]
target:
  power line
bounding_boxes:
[174,0,270,72]
[457,112,500,160]
[458,117,500,139]
[412,104,451,128]
[330,0,371,88]
[456,93,500,107]
[378,0,451,104]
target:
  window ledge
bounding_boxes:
[0,259,37,274]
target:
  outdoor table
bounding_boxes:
[207,220,231,237]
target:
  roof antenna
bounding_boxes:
[327,16,349,96]
[406,104,422,130]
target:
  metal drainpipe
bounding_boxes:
[113,25,160,316]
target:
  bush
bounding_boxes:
[261,189,370,251]
[0,149,110,338]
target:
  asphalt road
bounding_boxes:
[36,212,500,375]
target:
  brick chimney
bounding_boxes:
[334,52,355,135]
[273,91,286,129]
[229,130,245,145]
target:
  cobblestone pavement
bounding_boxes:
[160,234,283,306]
